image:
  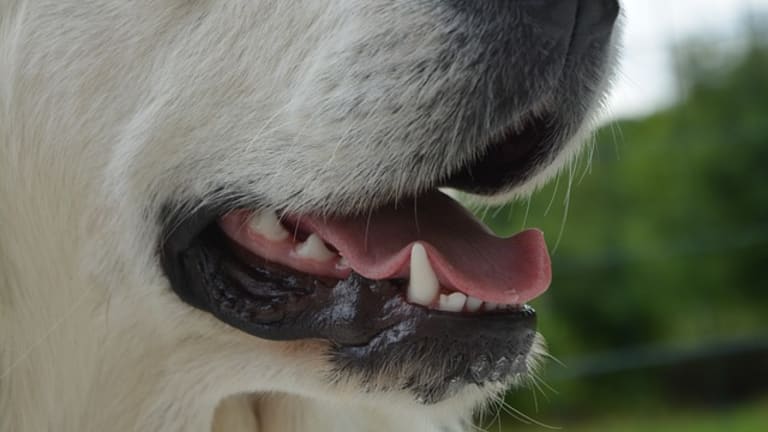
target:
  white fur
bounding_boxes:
[0,1,615,430]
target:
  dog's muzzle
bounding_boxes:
[159,0,619,404]
[161,192,543,403]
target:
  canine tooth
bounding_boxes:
[465,296,484,312]
[484,302,499,311]
[336,256,351,270]
[439,293,467,312]
[407,243,439,306]
[295,234,336,262]
[248,210,289,241]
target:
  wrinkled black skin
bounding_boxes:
[160,207,537,403]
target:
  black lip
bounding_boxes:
[160,204,538,402]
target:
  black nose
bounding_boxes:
[569,0,621,56]
[505,0,620,45]
[525,1,621,81]
[450,0,620,51]
[501,0,621,82]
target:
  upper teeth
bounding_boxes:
[246,212,504,314]
[407,243,440,306]
[336,256,351,270]
[295,234,337,262]
[247,210,289,241]
[406,243,490,313]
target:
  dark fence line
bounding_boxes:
[548,333,768,380]
[550,225,768,273]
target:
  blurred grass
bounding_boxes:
[493,398,768,432]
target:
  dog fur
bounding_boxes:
[0,1,619,431]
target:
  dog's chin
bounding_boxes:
[160,182,549,403]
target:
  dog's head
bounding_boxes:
[1,0,620,427]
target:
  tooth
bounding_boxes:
[248,211,289,241]
[295,234,336,262]
[439,292,467,312]
[465,296,484,312]
[407,243,440,306]
[484,302,499,311]
[336,256,351,270]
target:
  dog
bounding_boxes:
[0,1,620,431]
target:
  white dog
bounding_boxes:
[0,1,620,431]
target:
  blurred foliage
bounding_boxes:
[477,37,768,426]
[505,397,768,432]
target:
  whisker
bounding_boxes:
[552,162,574,253]
[497,399,561,430]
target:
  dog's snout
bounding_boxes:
[439,0,620,196]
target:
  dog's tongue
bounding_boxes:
[297,191,551,304]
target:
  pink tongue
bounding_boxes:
[293,191,551,304]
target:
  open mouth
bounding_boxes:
[218,190,550,313]
[161,188,550,401]
[159,115,558,402]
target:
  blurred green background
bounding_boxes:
[478,11,768,432]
